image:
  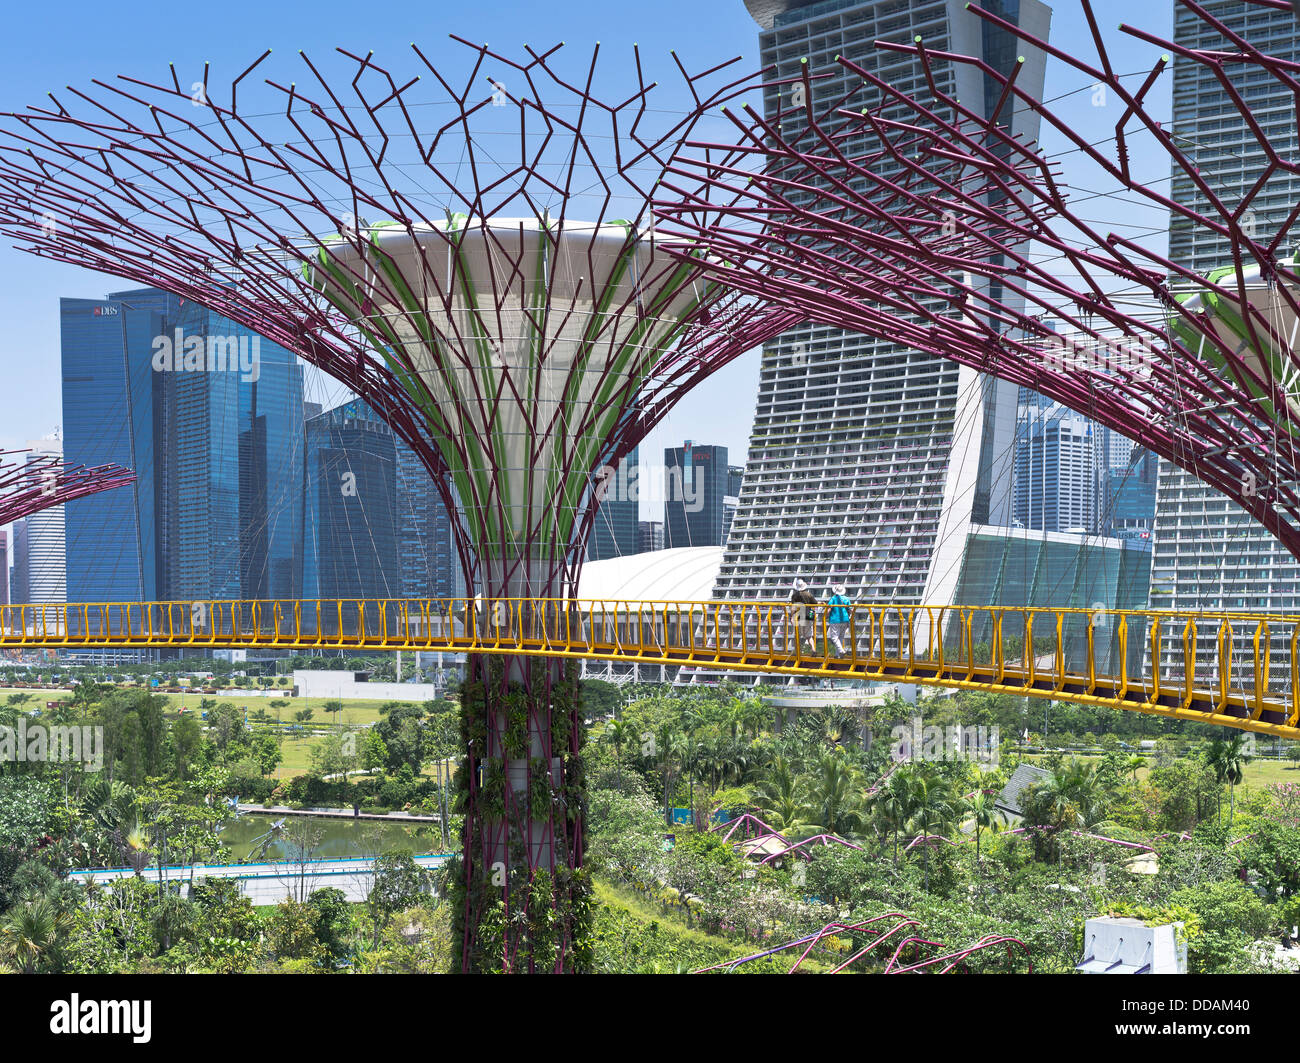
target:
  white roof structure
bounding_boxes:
[577,546,723,603]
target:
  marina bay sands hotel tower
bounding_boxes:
[715,0,1051,611]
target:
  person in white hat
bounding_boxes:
[790,578,818,653]
[826,582,852,657]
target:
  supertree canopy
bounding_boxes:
[656,0,1300,559]
[0,449,133,538]
[0,40,798,971]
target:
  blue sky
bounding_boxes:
[0,0,1173,516]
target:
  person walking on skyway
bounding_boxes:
[791,579,818,654]
[826,583,851,657]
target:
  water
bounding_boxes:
[217,813,446,863]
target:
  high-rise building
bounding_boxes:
[303,402,400,599]
[714,0,1050,610]
[62,287,304,612]
[303,399,463,600]
[1150,1,1300,618]
[0,530,9,606]
[1013,405,1098,533]
[62,293,169,604]
[396,431,462,599]
[1101,449,1158,541]
[588,446,640,560]
[9,520,27,605]
[665,441,729,548]
[638,520,664,554]
[24,439,66,604]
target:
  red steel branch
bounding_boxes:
[0,449,133,530]
[656,0,1300,558]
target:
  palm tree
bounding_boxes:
[805,753,867,837]
[1123,754,1146,785]
[654,724,685,824]
[755,756,811,833]
[872,772,911,865]
[905,770,960,891]
[603,718,637,789]
[1020,757,1108,862]
[120,821,153,876]
[0,898,68,973]
[1207,733,1249,829]
[966,789,1004,887]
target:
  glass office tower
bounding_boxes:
[664,441,729,549]
[61,287,304,613]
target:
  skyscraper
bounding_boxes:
[62,287,304,610]
[303,399,463,600]
[62,292,169,604]
[588,446,640,560]
[303,401,400,599]
[1013,405,1098,534]
[715,0,1050,608]
[24,439,66,604]
[1150,1,1300,617]
[9,520,27,605]
[665,441,729,548]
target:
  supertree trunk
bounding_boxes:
[452,560,589,973]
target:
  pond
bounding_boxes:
[217,813,448,863]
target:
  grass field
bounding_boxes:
[1019,750,1300,790]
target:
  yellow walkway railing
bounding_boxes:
[4,598,1300,739]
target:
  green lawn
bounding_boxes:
[1019,749,1300,790]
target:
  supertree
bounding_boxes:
[0,449,133,536]
[0,42,799,970]
[657,0,1300,559]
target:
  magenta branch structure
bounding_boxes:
[0,449,133,535]
[0,41,799,971]
[657,0,1300,559]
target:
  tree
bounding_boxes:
[903,767,959,891]
[653,723,686,824]
[1206,733,1249,829]
[603,719,638,790]
[755,756,810,834]
[367,850,433,948]
[372,704,430,775]
[872,772,911,865]
[0,898,69,973]
[966,788,1004,886]
[265,899,326,967]
[309,887,355,968]
[323,700,345,716]
[805,752,867,838]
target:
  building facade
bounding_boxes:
[1013,405,1098,534]
[714,0,1051,612]
[1150,1,1300,633]
[588,446,640,561]
[664,441,729,549]
[303,399,463,601]
[61,287,304,614]
[24,440,66,604]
